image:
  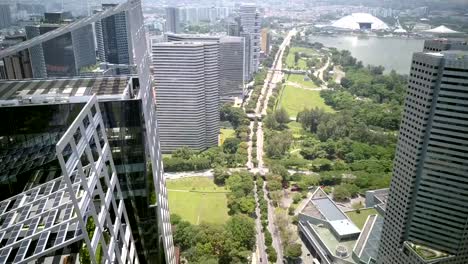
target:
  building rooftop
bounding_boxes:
[305,189,361,237]
[353,214,383,263]
[0,76,135,104]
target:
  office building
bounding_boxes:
[239,3,261,75]
[165,7,180,33]
[261,28,270,55]
[95,4,132,74]
[0,35,33,80]
[0,4,12,29]
[0,95,141,264]
[25,14,96,78]
[0,1,175,263]
[152,41,220,153]
[165,33,245,101]
[377,48,468,263]
[423,39,468,52]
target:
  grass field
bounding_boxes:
[346,208,379,229]
[286,47,317,69]
[286,74,317,89]
[167,177,230,225]
[219,128,235,145]
[278,85,334,117]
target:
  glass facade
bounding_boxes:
[0,99,161,263]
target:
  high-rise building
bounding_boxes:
[261,28,270,55]
[152,41,220,153]
[165,7,180,34]
[0,2,175,263]
[165,33,245,101]
[95,4,132,74]
[25,16,96,78]
[227,16,252,81]
[0,4,12,29]
[0,35,33,80]
[239,3,261,76]
[377,48,468,263]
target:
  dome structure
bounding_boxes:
[332,13,389,31]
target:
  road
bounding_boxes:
[252,28,296,264]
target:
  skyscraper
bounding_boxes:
[25,16,96,78]
[152,41,220,153]
[239,3,260,76]
[0,2,175,263]
[377,48,468,263]
[0,35,33,80]
[95,3,133,74]
[165,33,245,101]
[165,7,180,34]
[0,4,12,29]
[261,28,270,55]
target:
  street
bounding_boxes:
[251,28,296,264]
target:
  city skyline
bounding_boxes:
[0,0,468,264]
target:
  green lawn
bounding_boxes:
[278,85,334,117]
[219,128,235,145]
[346,208,379,229]
[286,47,317,69]
[286,74,317,89]
[167,177,230,225]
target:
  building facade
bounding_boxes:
[0,96,141,263]
[0,35,33,80]
[0,1,175,263]
[95,3,133,74]
[165,7,180,34]
[152,41,220,153]
[165,33,244,101]
[261,28,270,55]
[377,49,468,264]
[0,4,12,29]
[26,22,96,78]
[239,3,260,76]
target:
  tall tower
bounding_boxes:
[239,3,260,76]
[152,41,220,153]
[25,16,96,78]
[165,7,180,33]
[0,4,12,29]
[377,49,468,263]
[95,4,132,74]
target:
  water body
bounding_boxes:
[309,35,425,74]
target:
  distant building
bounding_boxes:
[0,35,33,80]
[298,188,383,264]
[331,13,389,31]
[0,4,12,29]
[165,7,181,33]
[423,39,468,52]
[25,15,96,78]
[261,28,270,55]
[152,41,220,153]
[239,3,261,76]
[95,4,132,74]
[165,33,245,101]
[377,48,468,263]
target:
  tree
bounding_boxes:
[284,243,302,260]
[294,52,300,64]
[267,246,277,263]
[172,146,196,159]
[274,107,290,127]
[213,166,229,185]
[264,114,279,129]
[223,137,241,154]
[225,214,256,250]
[265,131,292,158]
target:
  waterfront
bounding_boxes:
[309,35,425,74]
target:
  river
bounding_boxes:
[308,35,425,74]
